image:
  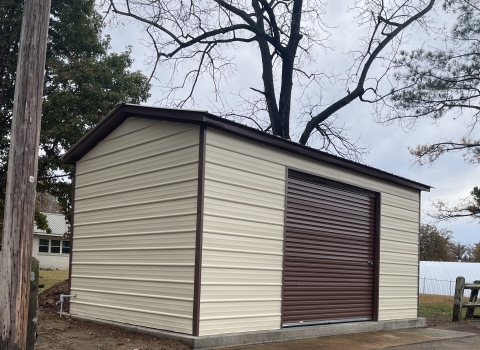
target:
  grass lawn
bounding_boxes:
[419,293,470,325]
[39,269,68,292]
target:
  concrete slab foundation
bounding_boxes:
[72,315,427,349]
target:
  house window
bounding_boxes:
[39,239,49,253]
[50,240,61,253]
[39,238,69,254]
[62,241,70,254]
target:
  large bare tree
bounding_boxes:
[105,0,436,160]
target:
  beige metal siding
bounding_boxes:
[200,129,419,335]
[70,117,199,334]
[201,143,285,335]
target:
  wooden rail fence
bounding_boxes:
[452,276,480,322]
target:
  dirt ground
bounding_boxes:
[36,280,190,350]
[37,282,480,350]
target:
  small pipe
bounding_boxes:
[56,294,76,317]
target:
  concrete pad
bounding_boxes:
[397,327,476,339]
[222,331,438,350]
[385,335,480,349]
[222,328,477,350]
[437,322,480,335]
[72,315,427,349]
[193,319,427,349]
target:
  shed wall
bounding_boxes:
[199,129,420,336]
[70,117,199,334]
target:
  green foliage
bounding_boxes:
[420,224,454,261]
[389,1,480,224]
[472,242,480,262]
[390,0,480,166]
[431,186,480,222]
[469,186,480,218]
[0,0,150,232]
[34,212,51,234]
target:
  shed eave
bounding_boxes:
[61,103,431,192]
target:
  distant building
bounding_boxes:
[420,261,480,296]
[33,212,70,270]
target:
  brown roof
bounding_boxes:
[62,103,431,192]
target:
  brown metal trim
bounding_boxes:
[280,166,289,329]
[61,104,430,192]
[373,193,381,321]
[192,125,206,336]
[67,164,76,313]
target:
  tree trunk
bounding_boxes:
[0,0,51,349]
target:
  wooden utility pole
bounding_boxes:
[0,0,51,349]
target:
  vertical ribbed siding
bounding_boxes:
[200,129,419,335]
[70,118,199,334]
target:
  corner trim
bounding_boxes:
[67,164,76,312]
[280,167,289,328]
[192,125,206,336]
[373,193,381,321]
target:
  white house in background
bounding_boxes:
[33,212,70,270]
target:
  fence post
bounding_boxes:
[26,257,39,349]
[453,276,465,322]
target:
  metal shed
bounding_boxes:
[62,104,430,344]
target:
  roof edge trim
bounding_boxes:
[62,104,431,192]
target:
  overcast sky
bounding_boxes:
[102,0,479,245]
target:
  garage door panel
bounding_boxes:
[289,192,375,213]
[284,264,372,275]
[288,226,373,239]
[284,250,374,262]
[286,231,374,247]
[283,297,373,307]
[284,309,372,324]
[285,239,375,255]
[284,278,374,285]
[287,214,376,232]
[285,248,374,261]
[283,173,377,326]
[287,208,376,227]
[283,290,373,299]
[288,193,375,213]
[288,178,375,202]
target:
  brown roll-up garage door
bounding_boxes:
[282,170,378,327]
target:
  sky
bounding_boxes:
[101,0,479,244]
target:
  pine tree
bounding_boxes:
[0,0,151,231]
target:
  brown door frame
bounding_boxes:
[281,167,380,328]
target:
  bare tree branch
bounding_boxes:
[299,0,436,145]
